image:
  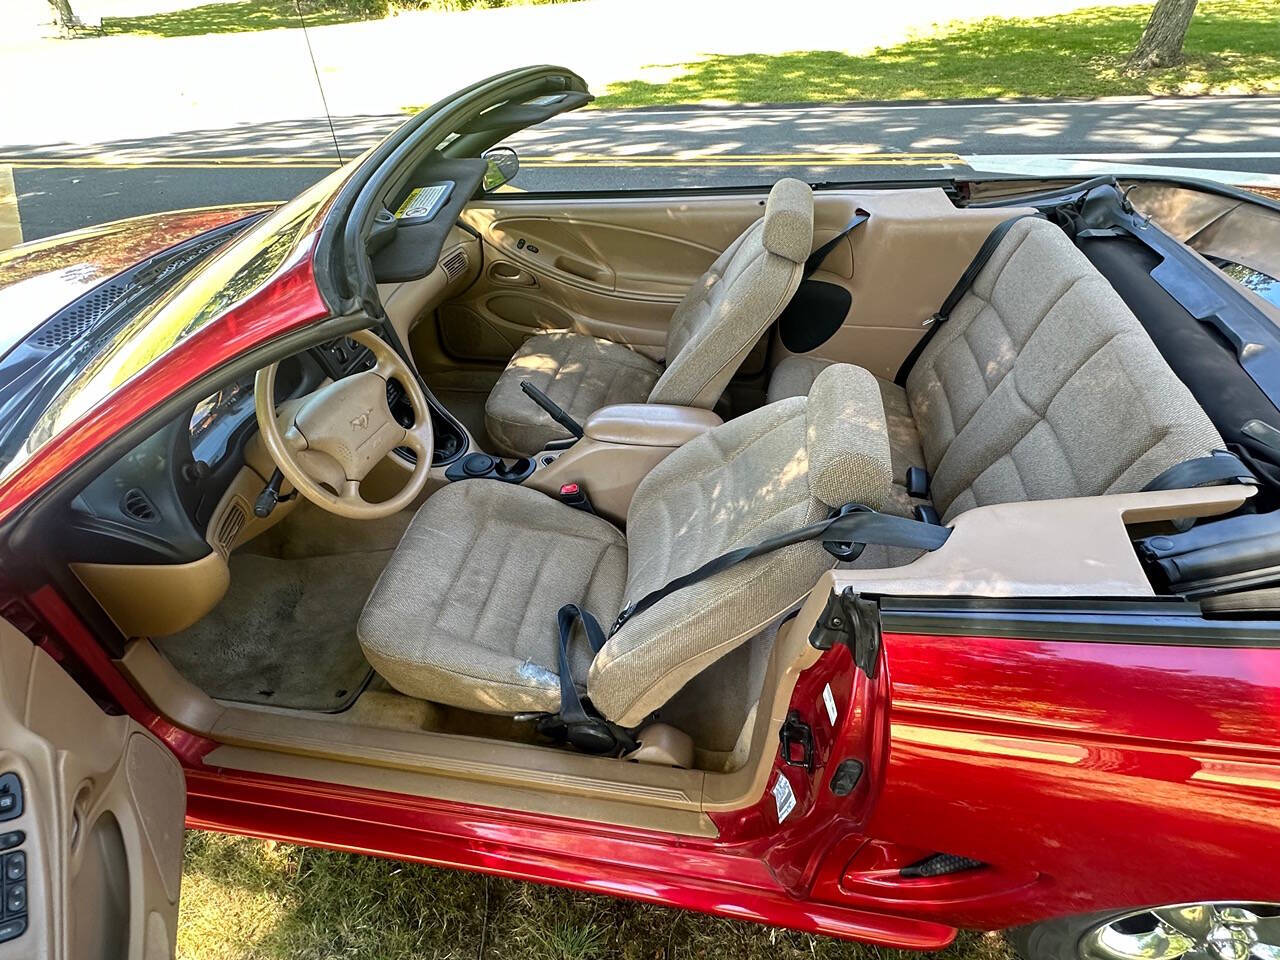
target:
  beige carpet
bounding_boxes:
[156,503,412,711]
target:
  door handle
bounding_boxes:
[488,261,536,286]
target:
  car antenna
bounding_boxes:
[293,0,345,166]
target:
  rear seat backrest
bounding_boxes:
[904,217,1222,521]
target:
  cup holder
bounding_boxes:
[445,452,535,484]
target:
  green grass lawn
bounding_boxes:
[180,831,1016,960]
[593,0,1280,107]
[98,0,571,37]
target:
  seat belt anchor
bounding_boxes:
[823,502,871,561]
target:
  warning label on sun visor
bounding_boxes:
[394,182,453,220]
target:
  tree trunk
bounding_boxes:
[46,0,82,32]
[1127,0,1200,69]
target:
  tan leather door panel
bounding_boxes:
[450,194,777,362]
[0,621,185,960]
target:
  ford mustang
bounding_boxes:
[0,66,1277,960]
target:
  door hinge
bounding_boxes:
[807,587,881,679]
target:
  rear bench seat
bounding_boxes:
[770,217,1223,526]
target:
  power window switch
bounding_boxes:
[0,916,25,942]
[3,852,23,882]
[4,883,23,916]
[0,773,21,822]
[0,832,21,853]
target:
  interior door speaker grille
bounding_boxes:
[439,304,519,360]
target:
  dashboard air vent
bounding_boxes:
[121,488,158,523]
[441,249,468,283]
[214,500,248,553]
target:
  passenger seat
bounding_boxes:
[768,217,1223,523]
[484,179,814,456]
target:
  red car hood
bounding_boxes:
[0,204,277,357]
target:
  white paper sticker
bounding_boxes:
[395,182,452,220]
[772,771,797,823]
[822,683,838,726]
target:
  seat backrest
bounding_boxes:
[905,217,1223,522]
[589,363,893,726]
[646,178,813,409]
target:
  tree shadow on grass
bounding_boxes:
[96,0,386,37]
[594,0,1280,107]
[94,0,578,38]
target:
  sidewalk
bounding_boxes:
[0,0,1152,149]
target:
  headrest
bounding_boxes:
[761,178,815,263]
[805,363,894,511]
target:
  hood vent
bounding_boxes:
[30,279,132,350]
[27,233,232,352]
[441,249,468,283]
[120,488,158,523]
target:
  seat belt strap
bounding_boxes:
[610,506,950,635]
[555,603,607,728]
[1141,450,1256,492]
[803,209,869,280]
[552,603,636,754]
[894,213,1037,385]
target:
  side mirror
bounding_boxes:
[481,147,520,192]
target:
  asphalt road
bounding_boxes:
[5,96,1280,244]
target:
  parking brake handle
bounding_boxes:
[520,380,584,439]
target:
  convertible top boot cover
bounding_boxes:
[768,218,1224,522]
[357,363,891,718]
[483,178,814,457]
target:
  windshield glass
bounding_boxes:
[0,169,345,482]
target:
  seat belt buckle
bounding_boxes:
[559,482,595,515]
[913,503,941,526]
[923,313,942,328]
[905,466,931,499]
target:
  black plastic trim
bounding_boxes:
[877,596,1280,646]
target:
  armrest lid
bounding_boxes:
[584,404,722,447]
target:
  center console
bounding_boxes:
[521,403,723,524]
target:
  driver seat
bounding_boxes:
[357,363,894,727]
[482,178,815,457]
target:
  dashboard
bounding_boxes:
[61,335,386,568]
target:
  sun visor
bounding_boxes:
[458,90,593,135]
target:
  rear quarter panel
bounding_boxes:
[860,630,1280,927]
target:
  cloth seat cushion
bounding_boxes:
[588,363,893,726]
[769,219,1222,524]
[358,480,627,714]
[484,179,813,458]
[484,331,662,456]
[903,217,1221,521]
[769,356,922,518]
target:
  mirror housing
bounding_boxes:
[482,147,520,192]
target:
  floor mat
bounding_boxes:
[156,548,392,711]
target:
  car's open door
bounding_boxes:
[0,618,184,959]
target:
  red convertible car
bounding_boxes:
[0,66,1277,959]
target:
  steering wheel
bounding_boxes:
[254,329,434,520]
